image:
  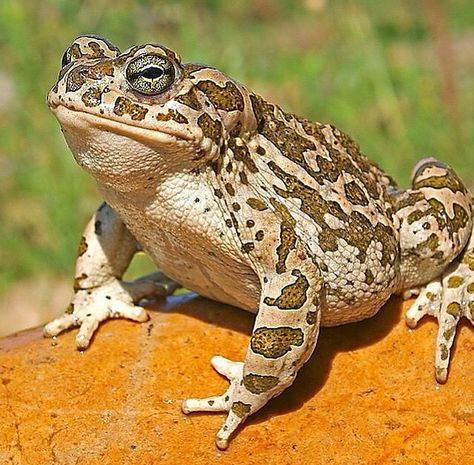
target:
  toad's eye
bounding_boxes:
[126,54,175,95]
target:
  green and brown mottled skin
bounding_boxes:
[44,35,474,450]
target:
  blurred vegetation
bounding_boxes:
[0,0,474,295]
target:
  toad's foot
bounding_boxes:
[182,356,245,450]
[43,272,179,350]
[405,256,474,383]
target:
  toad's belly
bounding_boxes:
[146,241,261,312]
[120,216,261,312]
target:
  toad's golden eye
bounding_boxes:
[126,54,175,95]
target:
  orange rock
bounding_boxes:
[0,294,472,464]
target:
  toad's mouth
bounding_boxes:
[50,104,195,148]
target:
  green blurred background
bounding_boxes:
[0,0,473,335]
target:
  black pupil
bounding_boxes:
[140,66,164,80]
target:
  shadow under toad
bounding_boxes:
[151,291,407,425]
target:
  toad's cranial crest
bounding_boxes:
[44,35,474,449]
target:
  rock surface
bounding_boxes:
[0,294,472,464]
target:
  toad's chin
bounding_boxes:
[51,105,197,192]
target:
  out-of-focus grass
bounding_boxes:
[0,0,473,296]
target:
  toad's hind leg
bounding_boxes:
[182,241,324,449]
[394,158,473,382]
[395,158,472,290]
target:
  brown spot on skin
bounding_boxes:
[197,113,222,146]
[66,60,114,93]
[113,96,148,121]
[462,253,474,271]
[229,213,240,233]
[256,146,266,155]
[81,86,104,107]
[275,221,297,275]
[246,198,268,211]
[243,374,279,395]
[176,87,201,110]
[414,233,440,253]
[78,236,88,256]
[225,183,235,196]
[250,327,304,358]
[365,269,374,285]
[447,302,461,317]
[239,171,249,185]
[440,344,449,361]
[241,242,255,253]
[306,310,319,325]
[69,43,83,61]
[344,181,369,206]
[87,41,105,58]
[225,219,233,228]
[232,202,241,212]
[66,65,88,92]
[447,276,464,288]
[413,170,468,195]
[73,273,88,292]
[246,219,255,228]
[395,191,425,211]
[431,199,469,241]
[255,230,265,241]
[407,209,425,225]
[155,109,188,124]
[443,328,454,341]
[228,138,258,173]
[469,301,474,317]
[65,303,75,315]
[196,80,245,112]
[264,270,309,310]
[467,283,474,293]
[231,401,251,418]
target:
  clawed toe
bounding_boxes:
[405,262,474,382]
[182,356,242,415]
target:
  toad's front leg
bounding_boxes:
[44,202,179,349]
[182,241,324,449]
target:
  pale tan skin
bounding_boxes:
[44,36,474,449]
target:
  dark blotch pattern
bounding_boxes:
[231,401,251,418]
[196,80,244,112]
[113,96,148,121]
[81,86,104,107]
[66,61,114,93]
[263,270,309,310]
[197,113,222,146]
[250,326,304,358]
[176,88,201,111]
[155,109,189,124]
[243,374,279,395]
[78,236,88,257]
